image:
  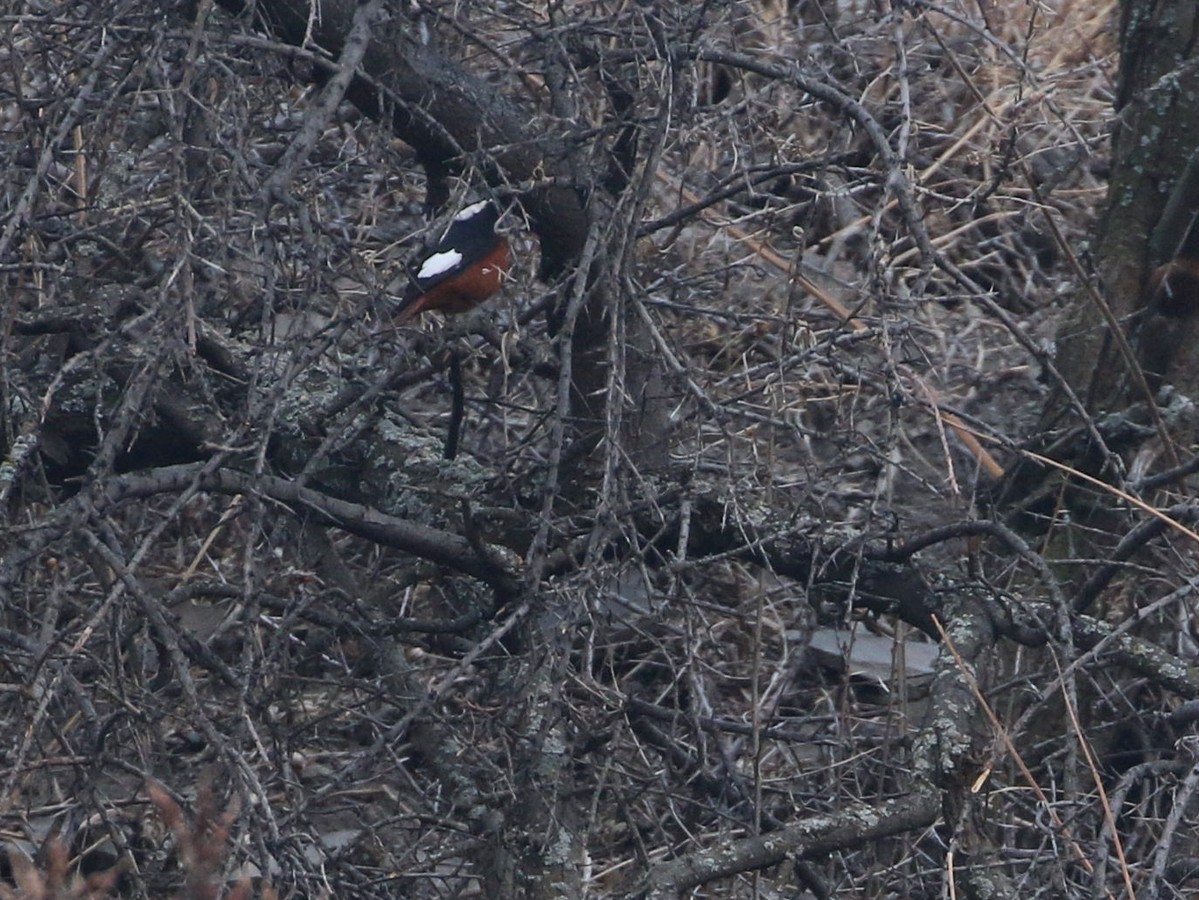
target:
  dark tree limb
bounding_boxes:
[99,464,523,594]
[211,0,588,278]
[641,787,940,897]
[0,463,521,603]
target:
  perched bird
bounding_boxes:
[1146,256,1199,319]
[393,200,510,325]
[1136,208,1199,390]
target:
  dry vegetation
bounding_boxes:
[10,0,1199,898]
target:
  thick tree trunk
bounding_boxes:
[1049,2,1199,423]
[1000,0,1199,592]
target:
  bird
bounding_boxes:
[1146,256,1199,319]
[392,199,511,325]
[1135,243,1199,391]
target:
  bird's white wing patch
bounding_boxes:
[454,200,489,221]
[418,249,463,279]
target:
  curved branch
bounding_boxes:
[637,153,858,236]
[691,46,932,272]
[211,0,588,277]
[1072,504,1199,612]
[642,788,939,897]
[1070,613,1199,700]
[97,464,522,594]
